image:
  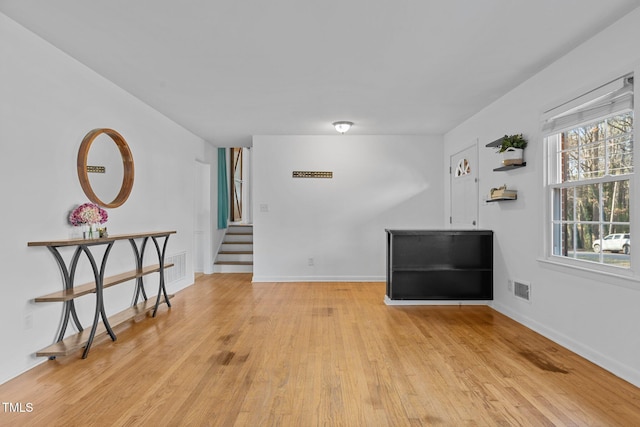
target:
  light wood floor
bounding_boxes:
[1,274,640,426]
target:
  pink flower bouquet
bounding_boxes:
[69,203,108,226]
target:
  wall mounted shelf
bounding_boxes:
[485,138,503,148]
[493,163,526,171]
[486,197,517,202]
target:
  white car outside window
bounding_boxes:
[592,233,631,254]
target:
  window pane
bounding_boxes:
[575,183,599,223]
[601,224,631,268]
[561,149,579,182]
[552,222,563,256]
[564,128,579,150]
[607,112,633,176]
[580,142,605,179]
[578,123,603,146]
[557,223,573,256]
[602,180,630,224]
[553,188,573,221]
[570,223,600,263]
[576,122,604,179]
[608,135,633,175]
[575,223,594,252]
[608,113,633,136]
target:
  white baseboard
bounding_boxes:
[384,296,491,306]
[251,275,385,283]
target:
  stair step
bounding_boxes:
[228,224,253,230]
[224,234,253,243]
[215,261,253,265]
[223,242,253,246]
[217,253,253,262]
[221,242,253,247]
[213,263,253,273]
[219,251,253,255]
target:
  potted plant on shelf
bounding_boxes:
[498,134,527,166]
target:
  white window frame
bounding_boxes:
[541,74,639,283]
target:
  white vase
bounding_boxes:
[502,147,524,165]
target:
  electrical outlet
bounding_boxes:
[308,258,314,266]
[507,280,513,292]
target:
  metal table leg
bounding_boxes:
[129,237,150,304]
[81,242,116,359]
[46,246,84,359]
[151,234,172,317]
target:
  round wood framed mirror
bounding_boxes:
[77,128,134,208]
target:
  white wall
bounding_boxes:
[252,135,443,282]
[0,13,206,384]
[443,9,640,386]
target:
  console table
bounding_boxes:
[386,229,493,301]
[28,231,176,359]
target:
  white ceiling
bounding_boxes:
[2,0,640,146]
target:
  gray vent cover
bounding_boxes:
[514,281,531,301]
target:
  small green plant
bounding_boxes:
[498,134,527,153]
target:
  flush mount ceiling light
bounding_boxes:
[332,121,353,134]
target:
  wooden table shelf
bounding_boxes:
[36,295,174,358]
[28,230,176,359]
[34,263,174,302]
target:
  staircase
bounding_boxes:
[214,224,253,273]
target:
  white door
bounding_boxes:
[194,160,213,274]
[450,143,479,228]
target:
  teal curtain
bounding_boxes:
[217,148,229,229]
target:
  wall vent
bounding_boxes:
[165,251,186,284]
[514,280,531,301]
